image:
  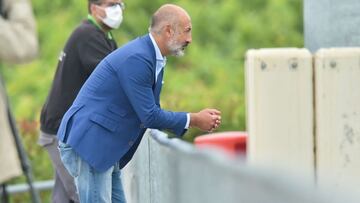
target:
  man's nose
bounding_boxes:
[186,36,192,44]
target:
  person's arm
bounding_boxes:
[117,55,187,136]
[0,0,38,63]
[117,55,221,136]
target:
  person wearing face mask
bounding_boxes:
[57,4,222,203]
[38,0,124,202]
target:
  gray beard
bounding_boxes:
[168,39,185,57]
[173,49,185,57]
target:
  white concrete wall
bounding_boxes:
[315,48,360,193]
[245,48,314,182]
[121,130,150,203]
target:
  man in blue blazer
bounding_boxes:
[58,4,221,203]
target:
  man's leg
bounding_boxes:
[112,163,126,203]
[39,132,79,203]
[59,141,122,203]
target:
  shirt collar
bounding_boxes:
[149,33,166,67]
[87,14,114,40]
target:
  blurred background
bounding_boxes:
[1,0,303,201]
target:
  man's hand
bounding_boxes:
[190,108,222,132]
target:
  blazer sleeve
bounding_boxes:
[116,55,187,136]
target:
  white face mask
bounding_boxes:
[100,5,123,29]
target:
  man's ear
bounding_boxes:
[90,4,97,15]
[164,24,173,38]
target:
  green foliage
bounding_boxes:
[2,0,303,201]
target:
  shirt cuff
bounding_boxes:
[185,113,190,129]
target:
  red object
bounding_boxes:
[194,131,247,157]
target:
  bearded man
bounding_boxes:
[57,4,221,203]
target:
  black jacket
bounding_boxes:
[40,20,117,134]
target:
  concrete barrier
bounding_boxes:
[122,47,360,202]
[122,130,359,203]
[315,48,360,194]
[245,48,314,182]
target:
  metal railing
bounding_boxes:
[2,180,54,195]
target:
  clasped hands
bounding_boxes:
[190,108,222,132]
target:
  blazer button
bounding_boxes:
[128,141,134,146]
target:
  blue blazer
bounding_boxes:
[57,34,187,172]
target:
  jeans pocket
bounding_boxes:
[58,142,80,178]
